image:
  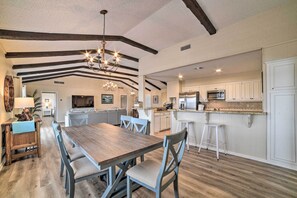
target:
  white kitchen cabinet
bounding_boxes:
[242,80,262,101]
[226,82,241,101]
[154,114,161,132]
[155,112,171,132]
[182,86,199,92]
[268,58,296,91]
[205,83,226,91]
[198,86,208,102]
[267,57,297,170]
[160,115,167,130]
[226,80,262,102]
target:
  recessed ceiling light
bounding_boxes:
[178,74,183,79]
[195,66,203,70]
[216,69,222,73]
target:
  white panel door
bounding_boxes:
[160,115,167,131]
[270,92,296,163]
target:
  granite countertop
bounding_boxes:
[171,109,266,115]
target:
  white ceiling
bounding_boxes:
[147,50,262,81]
[0,0,291,89]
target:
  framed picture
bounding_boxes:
[153,95,159,104]
[101,94,113,104]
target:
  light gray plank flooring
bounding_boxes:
[0,117,297,198]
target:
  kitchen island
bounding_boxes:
[170,109,267,161]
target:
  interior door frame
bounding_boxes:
[41,91,58,120]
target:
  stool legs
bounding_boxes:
[216,126,219,160]
[198,125,207,153]
[186,122,189,151]
[199,124,226,160]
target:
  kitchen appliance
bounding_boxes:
[179,92,199,110]
[207,90,225,100]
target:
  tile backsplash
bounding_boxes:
[203,100,262,111]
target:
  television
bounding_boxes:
[72,95,94,108]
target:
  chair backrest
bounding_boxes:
[131,117,148,135]
[120,115,132,130]
[156,128,187,188]
[56,131,74,177]
[69,113,88,126]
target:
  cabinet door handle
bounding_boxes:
[250,98,254,99]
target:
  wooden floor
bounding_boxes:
[1,117,297,198]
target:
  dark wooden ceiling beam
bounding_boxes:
[0,29,158,54]
[160,81,167,86]
[5,49,139,62]
[12,59,139,72]
[21,70,150,91]
[22,73,139,91]
[145,80,161,90]
[182,0,216,35]
[22,74,73,83]
[16,66,138,77]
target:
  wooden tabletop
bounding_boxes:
[63,123,163,169]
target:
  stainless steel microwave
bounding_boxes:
[207,90,225,100]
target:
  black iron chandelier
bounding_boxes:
[85,10,120,73]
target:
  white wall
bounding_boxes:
[139,1,297,76]
[0,45,20,166]
[26,76,135,122]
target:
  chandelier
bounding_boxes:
[103,75,117,91]
[85,10,120,73]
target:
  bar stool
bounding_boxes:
[198,123,227,160]
[176,120,195,151]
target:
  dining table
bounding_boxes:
[63,123,164,198]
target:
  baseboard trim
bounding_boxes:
[191,143,297,171]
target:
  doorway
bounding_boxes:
[120,95,127,109]
[41,92,57,120]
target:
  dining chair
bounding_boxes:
[68,113,88,126]
[126,128,187,198]
[56,131,109,198]
[120,115,132,130]
[131,117,149,135]
[51,121,85,177]
[131,117,149,161]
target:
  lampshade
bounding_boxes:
[14,97,35,109]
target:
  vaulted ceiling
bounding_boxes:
[0,0,290,91]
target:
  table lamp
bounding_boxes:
[14,97,35,121]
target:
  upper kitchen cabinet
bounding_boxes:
[242,80,262,101]
[226,80,262,102]
[205,83,226,91]
[268,58,297,91]
[226,82,242,101]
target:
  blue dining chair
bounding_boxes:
[120,115,132,130]
[131,117,149,135]
[52,121,85,177]
[56,130,108,198]
[126,128,187,198]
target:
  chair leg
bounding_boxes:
[140,155,144,162]
[174,176,179,198]
[60,158,64,177]
[65,172,69,193]
[69,176,75,198]
[156,189,161,198]
[127,176,132,198]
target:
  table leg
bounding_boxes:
[102,159,140,198]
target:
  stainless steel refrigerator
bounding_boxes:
[178,92,199,110]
